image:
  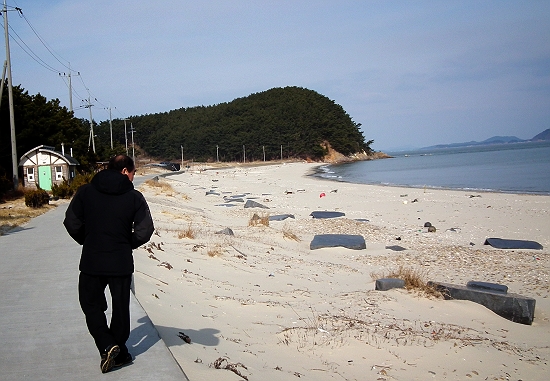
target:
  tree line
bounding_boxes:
[1,85,372,191]
[107,86,372,162]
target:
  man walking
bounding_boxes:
[64,155,154,373]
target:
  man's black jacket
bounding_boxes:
[63,169,154,276]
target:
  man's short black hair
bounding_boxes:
[108,155,135,172]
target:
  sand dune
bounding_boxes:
[134,162,549,381]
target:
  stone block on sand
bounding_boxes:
[215,227,235,236]
[244,200,269,209]
[269,214,295,221]
[309,211,345,219]
[428,281,536,325]
[484,238,543,250]
[310,234,366,250]
[385,245,407,251]
[375,278,406,291]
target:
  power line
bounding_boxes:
[3,4,129,123]
[2,4,84,109]
[114,107,128,119]
[11,8,95,113]
[17,8,72,71]
[7,26,60,72]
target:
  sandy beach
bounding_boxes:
[133,162,549,381]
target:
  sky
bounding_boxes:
[3,0,550,151]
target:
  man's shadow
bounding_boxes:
[127,316,220,358]
[1,225,34,235]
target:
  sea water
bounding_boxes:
[313,141,550,195]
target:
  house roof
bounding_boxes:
[18,145,80,166]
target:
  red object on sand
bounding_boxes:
[320,193,326,198]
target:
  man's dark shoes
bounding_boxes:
[100,344,120,373]
[114,352,133,368]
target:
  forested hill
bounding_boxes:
[126,87,372,162]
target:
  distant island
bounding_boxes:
[420,128,550,150]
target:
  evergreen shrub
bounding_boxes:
[51,173,94,199]
[25,188,50,208]
[51,179,71,199]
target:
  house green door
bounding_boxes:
[38,166,52,191]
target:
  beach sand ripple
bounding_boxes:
[134,163,549,381]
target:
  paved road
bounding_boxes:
[0,179,188,380]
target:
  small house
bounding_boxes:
[18,145,79,191]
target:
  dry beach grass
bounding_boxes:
[133,162,549,381]
[0,196,59,235]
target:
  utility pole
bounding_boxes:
[59,63,79,113]
[84,95,95,153]
[263,145,265,162]
[181,145,184,168]
[0,60,6,109]
[107,104,113,149]
[280,145,283,161]
[122,118,129,155]
[243,145,246,163]
[130,123,135,162]
[216,145,219,162]
[3,1,19,189]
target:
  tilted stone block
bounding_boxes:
[428,281,536,325]
[269,214,295,221]
[244,200,269,209]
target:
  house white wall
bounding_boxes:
[18,145,78,191]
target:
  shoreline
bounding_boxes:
[310,161,550,196]
[134,162,549,381]
[164,159,550,197]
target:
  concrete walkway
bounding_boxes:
[0,198,189,380]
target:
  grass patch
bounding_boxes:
[0,196,56,235]
[178,223,196,239]
[144,178,174,194]
[207,244,224,257]
[371,265,443,298]
[282,225,300,241]
[248,213,269,227]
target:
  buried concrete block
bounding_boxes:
[428,281,536,325]
[269,214,295,221]
[484,237,543,250]
[309,211,345,219]
[310,234,366,250]
[215,227,235,236]
[385,245,407,251]
[244,200,269,209]
[225,197,244,203]
[375,278,405,291]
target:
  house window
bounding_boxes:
[27,167,35,182]
[55,166,63,180]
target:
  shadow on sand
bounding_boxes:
[128,316,220,358]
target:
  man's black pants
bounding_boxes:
[78,272,132,356]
